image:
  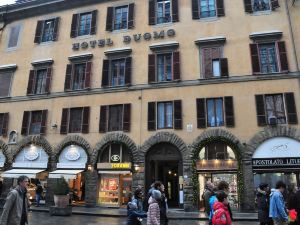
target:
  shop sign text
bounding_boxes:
[252,158,300,167]
[111,163,131,169]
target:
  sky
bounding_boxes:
[0,0,16,6]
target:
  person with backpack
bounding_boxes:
[212,191,232,225]
[147,190,161,225]
[203,181,214,216]
[35,183,43,207]
[257,183,273,225]
[126,201,147,225]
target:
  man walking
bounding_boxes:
[0,175,30,225]
[269,181,288,225]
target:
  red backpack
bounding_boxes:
[212,207,229,225]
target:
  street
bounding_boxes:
[27,211,259,225]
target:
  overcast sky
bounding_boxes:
[0,0,16,6]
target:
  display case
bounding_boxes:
[98,174,119,207]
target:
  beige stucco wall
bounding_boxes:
[0,0,299,150]
[290,0,300,69]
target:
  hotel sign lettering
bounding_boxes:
[72,29,176,50]
[252,158,300,168]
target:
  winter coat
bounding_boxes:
[269,189,288,222]
[212,202,232,225]
[147,196,160,225]
[288,192,299,225]
[294,190,300,225]
[209,195,217,220]
[126,209,147,225]
[158,193,168,225]
[256,188,272,223]
[132,197,144,213]
[0,186,30,225]
[203,189,213,215]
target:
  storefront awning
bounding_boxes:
[49,169,84,179]
[98,170,131,175]
[2,169,45,178]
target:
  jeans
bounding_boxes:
[36,193,41,206]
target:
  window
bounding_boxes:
[199,142,236,160]
[244,0,279,13]
[99,104,131,133]
[197,97,234,128]
[106,4,134,31]
[41,19,55,42]
[27,67,52,95]
[149,0,179,25]
[101,57,131,87]
[21,110,47,135]
[192,0,224,19]
[252,0,270,12]
[114,6,128,30]
[148,52,180,83]
[99,144,130,163]
[201,47,221,78]
[148,100,182,130]
[157,102,173,129]
[64,61,92,91]
[250,42,288,74]
[255,93,298,126]
[34,18,59,43]
[70,11,97,38]
[0,72,13,97]
[8,24,21,48]
[60,107,90,134]
[0,113,9,137]
[207,98,224,127]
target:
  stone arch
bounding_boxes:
[190,128,244,160]
[0,139,11,165]
[14,136,53,161]
[246,126,300,161]
[140,131,189,162]
[91,132,139,165]
[54,135,92,163]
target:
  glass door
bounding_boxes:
[98,174,119,207]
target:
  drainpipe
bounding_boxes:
[284,0,299,72]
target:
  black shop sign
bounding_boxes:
[252,158,300,168]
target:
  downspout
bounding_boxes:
[284,0,299,72]
[0,6,9,41]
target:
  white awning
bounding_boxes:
[49,170,84,179]
[2,169,45,178]
[98,170,131,175]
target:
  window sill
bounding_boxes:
[152,22,175,28]
[6,47,19,52]
[149,80,181,85]
[73,34,94,40]
[38,41,55,46]
[157,127,173,130]
[251,10,272,16]
[111,29,129,35]
[197,17,219,23]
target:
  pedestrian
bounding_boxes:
[0,175,31,225]
[257,183,273,225]
[269,181,288,225]
[295,187,300,225]
[157,183,168,225]
[208,187,218,225]
[287,184,298,225]
[132,188,144,212]
[147,190,161,225]
[212,191,232,225]
[35,183,43,207]
[126,201,147,225]
[203,181,214,216]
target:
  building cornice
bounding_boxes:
[0,73,299,103]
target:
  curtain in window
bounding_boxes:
[265,95,286,124]
[111,59,125,86]
[157,103,165,129]
[114,6,128,30]
[8,25,21,48]
[156,0,171,24]
[207,99,223,127]
[41,20,55,42]
[215,98,224,126]
[108,105,123,131]
[166,102,173,128]
[0,73,12,97]
[79,13,92,36]
[69,108,82,132]
[253,0,270,11]
[29,111,42,134]
[259,44,278,73]
[73,64,86,90]
[35,69,47,94]
[157,54,172,82]
[200,0,216,18]
[207,99,215,126]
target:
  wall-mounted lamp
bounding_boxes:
[134,164,140,172]
[87,164,93,171]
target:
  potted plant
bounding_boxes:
[53,177,70,208]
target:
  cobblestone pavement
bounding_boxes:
[27,211,259,225]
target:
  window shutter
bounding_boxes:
[192,0,200,19]
[173,52,181,80]
[123,104,131,132]
[21,111,30,135]
[64,64,72,91]
[174,100,182,129]
[60,108,69,134]
[106,7,114,31]
[216,0,225,17]
[271,0,280,10]
[34,20,43,43]
[27,70,35,95]
[125,57,132,85]
[101,60,110,87]
[148,54,156,83]
[224,96,234,127]
[52,17,60,41]
[255,95,267,126]
[149,0,156,25]
[220,58,229,77]
[284,93,298,124]
[82,107,90,134]
[2,113,9,137]
[90,10,97,35]
[243,0,253,13]
[172,0,179,22]
[99,106,107,133]
[196,98,206,128]
[70,14,78,38]
[45,67,52,94]
[84,62,92,89]
[277,41,289,72]
[250,44,261,74]
[148,102,156,131]
[128,3,135,29]
[40,110,48,135]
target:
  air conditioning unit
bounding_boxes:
[268,116,277,126]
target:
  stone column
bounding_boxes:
[241,160,255,211]
[45,178,56,206]
[84,170,98,207]
[183,161,195,211]
[0,178,13,207]
[132,162,145,191]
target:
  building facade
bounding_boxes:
[0,0,299,211]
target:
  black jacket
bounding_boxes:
[126,209,147,225]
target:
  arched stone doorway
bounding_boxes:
[146,143,182,207]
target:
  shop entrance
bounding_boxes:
[146,143,182,207]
